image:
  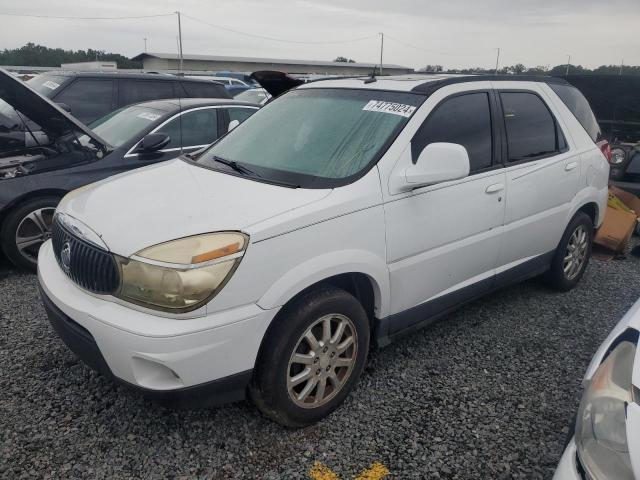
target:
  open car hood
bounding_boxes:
[250,70,304,98]
[0,68,109,148]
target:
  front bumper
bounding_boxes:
[38,240,279,407]
[553,438,582,480]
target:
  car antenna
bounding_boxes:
[364,66,377,84]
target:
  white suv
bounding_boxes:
[38,75,609,427]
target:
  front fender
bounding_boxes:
[257,249,391,318]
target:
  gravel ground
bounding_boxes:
[1,242,639,480]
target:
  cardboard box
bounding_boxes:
[610,185,640,219]
[594,205,637,252]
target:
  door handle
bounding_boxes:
[485,183,505,194]
[565,161,578,171]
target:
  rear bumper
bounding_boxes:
[612,180,640,196]
[40,284,253,408]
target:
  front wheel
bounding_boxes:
[543,211,593,291]
[250,286,370,427]
[0,197,60,272]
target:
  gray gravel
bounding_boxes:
[1,242,639,480]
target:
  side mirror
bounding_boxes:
[137,133,170,153]
[228,119,240,132]
[403,143,470,189]
[56,103,72,114]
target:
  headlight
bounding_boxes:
[575,338,637,480]
[115,232,248,313]
[610,148,626,165]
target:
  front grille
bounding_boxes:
[51,218,120,294]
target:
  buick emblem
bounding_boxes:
[60,242,72,273]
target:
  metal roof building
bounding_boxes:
[131,52,414,76]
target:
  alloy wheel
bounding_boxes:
[563,224,588,280]
[15,207,56,263]
[287,313,358,408]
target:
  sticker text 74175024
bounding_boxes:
[362,100,416,118]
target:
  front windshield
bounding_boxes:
[27,74,68,97]
[81,105,166,148]
[198,88,424,188]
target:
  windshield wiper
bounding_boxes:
[211,155,260,177]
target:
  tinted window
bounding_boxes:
[55,79,114,123]
[84,106,166,148]
[118,80,175,107]
[412,93,493,172]
[549,83,601,142]
[181,81,228,98]
[501,92,558,162]
[227,107,257,124]
[156,108,218,150]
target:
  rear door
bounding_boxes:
[492,82,580,272]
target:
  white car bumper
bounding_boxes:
[37,240,279,406]
[553,438,581,480]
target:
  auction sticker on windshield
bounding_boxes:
[363,100,416,118]
[137,112,162,121]
[42,81,60,90]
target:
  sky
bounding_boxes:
[2,0,640,70]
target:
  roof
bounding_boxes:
[132,52,412,71]
[299,73,570,93]
[129,98,261,111]
[37,71,228,83]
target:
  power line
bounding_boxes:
[180,13,378,45]
[0,12,174,20]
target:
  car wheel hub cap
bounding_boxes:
[15,207,56,263]
[287,313,357,408]
[563,225,588,280]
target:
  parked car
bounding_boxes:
[227,85,252,97]
[26,71,231,124]
[0,69,258,270]
[183,75,249,89]
[234,87,271,105]
[38,74,608,427]
[565,75,640,194]
[554,298,640,480]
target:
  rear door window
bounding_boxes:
[548,83,601,142]
[500,92,562,162]
[55,79,115,123]
[118,80,175,107]
[412,92,494,172]
[155,108,219,150]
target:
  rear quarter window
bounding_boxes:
[549,83,601,142]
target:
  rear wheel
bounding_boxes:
[543,211,593,291]
[0,197,60,272]
[250,286,370,427]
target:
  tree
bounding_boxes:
[422,64,443,72]
[0,43,142,69]
[334,56,356,63]
[507,63,526,75]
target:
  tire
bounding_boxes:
[543,211,593,291]
[0,196,60,272]
[249,286,370,427]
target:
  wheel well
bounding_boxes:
[0,189,67,224]
[577,202,598,226]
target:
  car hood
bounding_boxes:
[56,159,331,257]
[0,68,109,147]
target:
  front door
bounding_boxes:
[384,88,506,334]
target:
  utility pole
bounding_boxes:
[175,11,184,72]
[143,37,147,53]
[378,32,384,76]
[620,58,624,76]
[494,48,500,74]
[565,54,571,76]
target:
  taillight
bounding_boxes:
[597,140,612,163]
